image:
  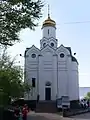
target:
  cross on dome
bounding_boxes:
[48,4,50,18]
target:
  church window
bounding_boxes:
[60,53,64,58]
[51,42,54,47]
[32,78,36,87]
[48,29,49,35]
[43,43,46,47]
[31,54,36,58]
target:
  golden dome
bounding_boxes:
[42,16,56,29]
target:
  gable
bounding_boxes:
[57,45,78,64]
[40,37,48,43]
[49,37,57,44]
[25,45,40,57]
[56,44,70,55]
[40,44,55,55]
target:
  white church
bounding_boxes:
[24,12,79,106]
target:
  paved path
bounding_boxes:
[27,111,90,120]
[27,112,64,120]
[27,112,49,120]
[70,112,90,119]
[27,111,87,120]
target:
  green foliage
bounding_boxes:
[0,63,23,98]
[0,50,32,106]
[23,82,32,93]
[85,92,90,100]
[0,0,43,46]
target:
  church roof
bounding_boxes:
[24,44,78,64]
[40,44,56,52]
[65,47,78,64]
[24,45,40,57]
[65,47,72,55]
[42,16,56,28]
[72,56,78,64]
[42,5,56,29]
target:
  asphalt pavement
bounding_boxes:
[27,111,90,120]
[27,115,50,120]
[27,112,70,120]
[70,112,90,119]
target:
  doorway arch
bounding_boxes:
[45,81,51,101]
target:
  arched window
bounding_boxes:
[48,29,49,35]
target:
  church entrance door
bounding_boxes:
[45,87,51,100]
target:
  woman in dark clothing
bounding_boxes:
[14,105,20,120]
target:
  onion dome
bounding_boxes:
[42,16,56,29]
[42,5,56,29]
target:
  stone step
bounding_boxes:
[35,101,57,113]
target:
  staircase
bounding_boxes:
[35,100,57,113]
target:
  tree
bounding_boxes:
[85,92,90,100]
[23,82,32,99]
[0,50,31,106]
[0,0,43,46]
[0,63,23,101]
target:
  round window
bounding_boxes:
[31,54,36,58]
[51,43,54,47]
[43,43,46,47]
[60,53,64,58]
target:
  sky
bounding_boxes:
[8,0,90,87]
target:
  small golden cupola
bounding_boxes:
[42,5,56,29]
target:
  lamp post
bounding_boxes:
[19,54,29,82]
[20,54,31,100]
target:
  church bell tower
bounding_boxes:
[40,5,58,49]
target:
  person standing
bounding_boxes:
[22,104,28,120]
[14,105,20,120]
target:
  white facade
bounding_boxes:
[24,16,79,101]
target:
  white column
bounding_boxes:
[38,55,44,100]
[52,54,58,100]
[66,55,72,100]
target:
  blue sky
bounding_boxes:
[8,0,90,87]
